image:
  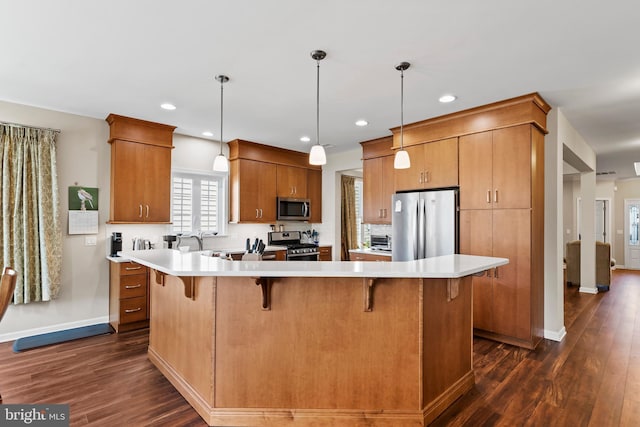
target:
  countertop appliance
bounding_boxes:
[392,189,458,261]
[268,231,319,261]
[110,232,122,256]
[277,197,310,221]
[370,235,392,251]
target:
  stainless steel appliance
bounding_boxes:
[391,189,458,261]
[371,235,392,251]
[277,197,311,221]
[268,231,319,261]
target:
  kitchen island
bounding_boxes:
[125,249,507,427]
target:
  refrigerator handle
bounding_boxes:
[417,197,426,259]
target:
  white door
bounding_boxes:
[625,199,640,269]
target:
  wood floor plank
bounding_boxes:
[1,270,639,426]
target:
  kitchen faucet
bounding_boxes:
[177,231,203,251]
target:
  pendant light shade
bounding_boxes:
[309,50,327,166]
[394,62,411,170]
[213,74,230,172]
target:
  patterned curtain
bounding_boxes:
[341,175,357,261]
[0,125,62,303]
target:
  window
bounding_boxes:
[354,178,369,248]
[171,170,227,235]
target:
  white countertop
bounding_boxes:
[121,249,508,279]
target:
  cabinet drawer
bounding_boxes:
[119,262,148,276]
[119,296,147,324]
[120,274,147,298]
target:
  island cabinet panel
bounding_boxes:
[459,123,544,349]
[106,114,175,224]
[394,137,458,192]
[276,165,308,198]
[230,159,277,223]
[147,272,475,426]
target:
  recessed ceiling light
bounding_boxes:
[438,94,457,103]
[355,119,369,127]
[300,136,311,142]
[634,162,640,176]
[160,103,176,110]
[202,131,214,137]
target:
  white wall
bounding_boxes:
[0,101,111,341]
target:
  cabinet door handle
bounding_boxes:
[125,284,142,289]
[424,171,429,183]
[383,208,387,218]
[256,209,259,218]
[125,266,142,271]
[125,307,142,313]
[260,208,263,218]
[139,204,143,217]
[146,205,150,218]
[486,190,491,204]
[494,267,499,279]
[494,189,498,203]
[419,172,423,184]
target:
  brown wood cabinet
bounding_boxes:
[228,140,322,223]
[394,137,459,192]
[109,260,149,332]
[361,136,395,225]
[276,165,308,198]
[307,169,322,223]
[459,126,531,210]
[459,123,545,349]
[106,114,176,224]
[230,159,277,223]
[349,251,391,262]
[318,245,332,261]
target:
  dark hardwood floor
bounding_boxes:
[1,270,639,426]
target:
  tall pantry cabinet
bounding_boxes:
[459,124,545,349]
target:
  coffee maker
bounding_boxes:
[110,232,123,256]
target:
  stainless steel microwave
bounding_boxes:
[277,197,310,221]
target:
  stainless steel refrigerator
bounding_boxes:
[391,189,458,261]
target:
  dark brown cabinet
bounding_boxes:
[394,137,458,192]
[230,159,277,223]
[361,136,395,225]
[109,261,149,332]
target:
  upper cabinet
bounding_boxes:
[361,136,395,225]
[394,137,458,192]
[277,165,308,198]
[459,126,532,210]
[228,139,322,223]
[106,114,176,224]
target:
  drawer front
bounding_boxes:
[119,262,148,276]
[119,296,147,324]
[120,274,147,298]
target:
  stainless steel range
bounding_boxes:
[268,231,319,261]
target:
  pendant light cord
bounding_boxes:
[400,68,404,150]
[316,59,320,146]
[219,79,224,155]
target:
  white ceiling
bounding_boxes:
[2,0,640,179]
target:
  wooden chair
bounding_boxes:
[0,267,17,403]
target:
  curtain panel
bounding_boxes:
[340,175,357,261]
[0,125,61,304]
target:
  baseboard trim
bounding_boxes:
[579,286,599,294]
[544,326,566,342]
[0,316,109,343]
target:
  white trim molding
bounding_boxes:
[544,326,567,342]
[579,286,599,294]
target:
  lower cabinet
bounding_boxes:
[460,208,541,349]
[109,261,149,332]
[318,245,332,261]
[349,251,391,262]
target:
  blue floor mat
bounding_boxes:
[12,323,113,352]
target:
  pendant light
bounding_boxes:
[394,62,411,169]
[309,50,327,166]
[213,74,230,172]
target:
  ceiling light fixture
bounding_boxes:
[202,131,214,137]
[309,50,327,166]
[355,119,369,127]
[394,62,411,170]
[300,136,311,142]
[212,75,230,172]
[634,162,640,176]
[439,94,457,103]
[160,103,176,110]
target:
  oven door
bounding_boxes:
[286,252,319,261]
